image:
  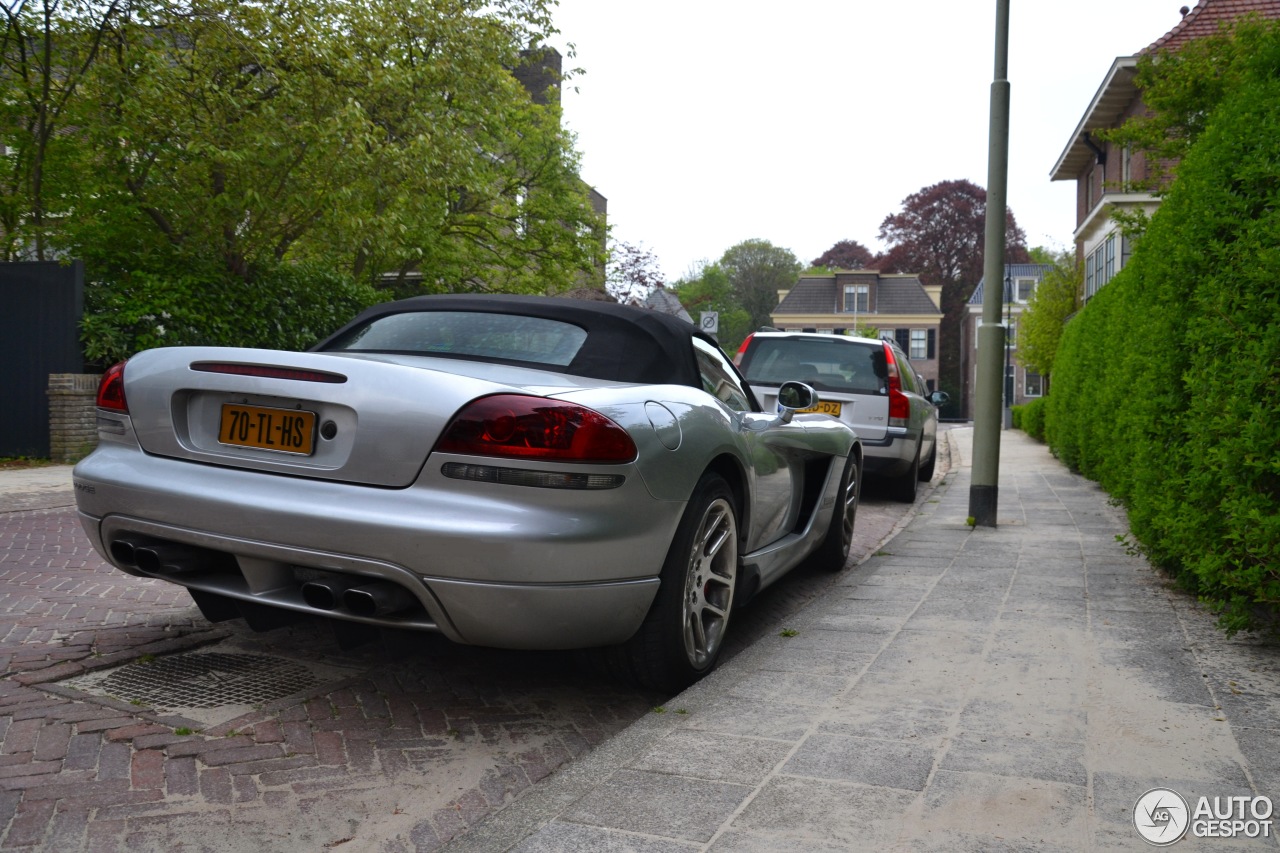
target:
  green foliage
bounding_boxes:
[718,240,801,333]
[1018,250,1081,377]
[1012,397,1048,442]
[672,261,752,351]
[1046,21,1280,632]
[1026,246,1058,265]
[81,261,380,365]
[5,0,601,315]
[1104,15,1280,188]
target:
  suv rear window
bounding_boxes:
[740,337,887,395]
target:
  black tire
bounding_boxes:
[808,454,860,572]
[889,441,921,503]
[918,439,937,482]
[611,473,740,693]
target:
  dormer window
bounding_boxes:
[843,284,868,313]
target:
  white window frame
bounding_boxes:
[910,328,927,359]
[843,284,869,313]
[1025,371,1043,398]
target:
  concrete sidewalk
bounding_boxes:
[0,465,76,513]
[445,428,1280,852]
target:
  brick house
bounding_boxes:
[770,270,944,392]
[1050,0,1280,302]
[963,264,1053,417]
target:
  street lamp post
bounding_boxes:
[968,0,1011,528]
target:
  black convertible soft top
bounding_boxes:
[313,293,717,387]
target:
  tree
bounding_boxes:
[877,179,1030,406]
[1027,245,1058,265]
[60,0,599,290]
[1,0,134,260]
[606,240,664,304]
[1017,250,1081,379]
[810,239,876,271]
[672,261,751,351]
[719,239,801,332]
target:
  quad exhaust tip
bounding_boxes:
[110,537,211,573]
[343,582,416,617]
[304,578,417,617]
[301,577,358,611]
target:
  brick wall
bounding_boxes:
[47,374,100,463]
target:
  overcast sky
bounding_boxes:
[550,0,1191,281]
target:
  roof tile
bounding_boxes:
[1144,0,1280,54]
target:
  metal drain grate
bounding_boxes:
[95,652,320,709]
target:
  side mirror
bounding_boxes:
[928,391,950,407]
[776,381,816,423]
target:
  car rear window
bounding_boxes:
[320,311,588,368]
[740,337,886,395]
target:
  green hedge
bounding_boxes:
[1044,44,1280,632]
[1012,397,1048,442]
[81,261,381,366]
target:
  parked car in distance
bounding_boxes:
[73,295,861,692]
[735,330,947,502]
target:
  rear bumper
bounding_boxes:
[860,427,918,476]
[72,443,678,649]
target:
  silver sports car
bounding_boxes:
[73,295,861,690]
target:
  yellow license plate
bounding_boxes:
[799,400,842,417]
[219,404,316,455]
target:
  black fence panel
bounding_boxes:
[1,261,85,458]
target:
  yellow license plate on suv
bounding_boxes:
[218,404,316,455]
[798,400,842,417]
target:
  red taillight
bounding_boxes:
[733,333,754,366]
[97,362,128,413]
[436,395,637,463]
[883,344,910,422]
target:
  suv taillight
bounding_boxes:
[734,334,754,366]
[97,362,128,413]
[436,395,637,463]
[882,345,910,425]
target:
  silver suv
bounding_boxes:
[735,331,948,501]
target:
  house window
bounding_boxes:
[1017,278,1034,302]
[910,329,927,359]
[1104,234,1115,282]
[880,330,896,342]
[1025,371,1043,398]
[1085,256,1095,299]
[843,284,868,313]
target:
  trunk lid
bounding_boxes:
[121,346,596,488]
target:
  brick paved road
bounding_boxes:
[0,445,942,851]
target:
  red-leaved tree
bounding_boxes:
[811,239,877,271]
[877,179,1030,410]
